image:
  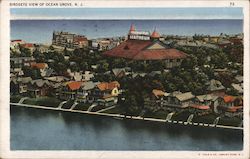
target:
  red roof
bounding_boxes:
[31,63,47,69]
[67,81,83,91]
[22,43,34,48]
[226,106,243,112]
[190,105,210,110]
[223,95,236,103]
[97,81,120,91]
[151,30,160,38]
[11,39,23,42]
[103,40,187,60]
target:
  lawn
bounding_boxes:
[143,110,169,119]
[22,97,62,107]
[10,95,23,103]
[192,113,218,124]
[218,116,243,127]
[102,106,125,114]
[171,110,192,121]
[74,102,91,111]
[61,100,75,109]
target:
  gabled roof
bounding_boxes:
[17,77,32,84]
[152,89,169,98]
[207,79,225,91]
[30,79,50,87]
[31,63,48,69]
[226,106,243,112]
[112,68,126,76]
[97,81,120,91]
[231,83,243,93]
[190,105,210,110]
[175,92,195,102]
[223,95,236,103]
[83,81,99,90]
[67,81,83,91]
[196,94,219,102]
[45,76,69,82]
[21,43,34,48]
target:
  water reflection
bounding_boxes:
[11,106,243,150]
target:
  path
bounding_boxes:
[70,102,78,110]
[97,106,116,113]
[87,103,98,112]
[166,112,175,122]
[18,97,29,104]
[58,101,67,109]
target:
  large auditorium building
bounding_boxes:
[103,25,187,68]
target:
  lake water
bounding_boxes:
[10,106,243,151]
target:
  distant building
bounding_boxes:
[103,25,187,68]
[10,39,25,52]
[52,31,88,49]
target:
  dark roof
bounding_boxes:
[103,40,187,60]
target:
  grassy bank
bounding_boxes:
[22,97,62,107]
[74,102,92,111]
[10,95,23,103]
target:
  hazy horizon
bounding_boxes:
[11,19,243,44]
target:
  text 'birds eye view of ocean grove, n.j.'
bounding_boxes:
[10,8,244,151]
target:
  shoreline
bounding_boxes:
[10,102,243,130]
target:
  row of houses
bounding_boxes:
[10,75,121,107]
[145,89,243,118]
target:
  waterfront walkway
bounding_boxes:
[10,102,243,130]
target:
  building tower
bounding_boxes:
[150,28,160,40]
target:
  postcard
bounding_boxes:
[0,0,249,159]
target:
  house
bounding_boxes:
[11,68,24,77]
[207,79,226,96]
[164,92,195,110]
[45,76,70,96]
[10,57,35,68]
[70,71,94,82]
[37,44,50,53]
[40,68,54,77]
[76,81,99,103]
[82,71,94,81]
[103,25,187,69]
[235,75,243,84]
[224,106,243,118]
[30,62,48,71]
[21,43,36,53]
[188,105,211,116]
[218,95,243,117]
[90,81,120,106]
[144,89,169,111]
[59,81,83,101]
[27,79,51,97]
[10,39,25,53]
[112,68,126,77]
[231,83,243,95]
[16,77,33,95]
[194,94,223,113]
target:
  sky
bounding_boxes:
[10,8,243,20]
